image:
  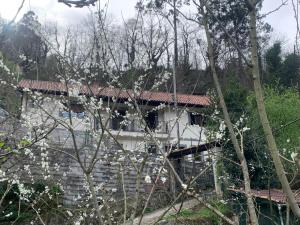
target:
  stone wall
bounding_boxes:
[181,160,214,189]
[3,128,169,206]
[3,127,213,207]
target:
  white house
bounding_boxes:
[14,79,223,204]
[18,79,211,154]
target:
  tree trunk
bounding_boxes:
[86,173,104,225]
[172,0,180,149]
[200,3,259,224]
[213,147,223,198]
[172,0,181,198]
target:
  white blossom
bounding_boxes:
[145,175,151,184]
[291,152,298,160]
[161,177,167,184]
[66,210,73,217]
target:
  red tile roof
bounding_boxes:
[18,80,210,107]
[229,188,300,204]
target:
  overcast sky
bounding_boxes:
[0,0,296,51]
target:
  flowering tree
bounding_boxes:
[0,3,231,225]
[1,0,299,225]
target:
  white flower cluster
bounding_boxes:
[0,58,11,74]
[0,169,7,182]
[145,175,151,184]
[152,71,171,89]
[291,152,298,161]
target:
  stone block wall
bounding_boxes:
[3,127,213,208]
[3,128,169,206]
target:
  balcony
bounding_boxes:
[102,119,169,140]
[109,120,168,134]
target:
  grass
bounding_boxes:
[165,200,232,225]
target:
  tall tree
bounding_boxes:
[281,53,300,87]
[204,0,271,88]
[0,11,48,80]
[197,1,260,224]
[264,41,282,83]
[263,41,300,88]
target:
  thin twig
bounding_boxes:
[8,0,26,26]
[259,0,288,19]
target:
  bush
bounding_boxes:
[0,181,63,224]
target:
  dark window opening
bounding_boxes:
[70,103,84,113]
[59,103,85,118]
[147,144,157,154]
[144,111,158,130]
[165,144,187,152]
[94,116,100,130]
[111,110,126,130]
[189,112,206,126]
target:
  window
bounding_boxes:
[59,103,85,119]
[71,104,84,112]
[94,116,100,130]
[144,111,158,130]
[111,110,126,130]
[147,144,157,154]
[189,112,206,126]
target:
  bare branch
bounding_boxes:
[259,0,288,19]
[8,0,26,26]
[58,0,97,7]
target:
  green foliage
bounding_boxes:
[224,80,248,119]
[264,41,282,83]
[197,201,231,225]
[166,200,231,225]
[0,138,33,165]
[0,181,63,224]
[218,82,268,188]
[280,53,300,87]
[249,87,300,160]
[221,85,300,189]
[19,139,32,147]
[0,51,21,114]
[264,42,300,88]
